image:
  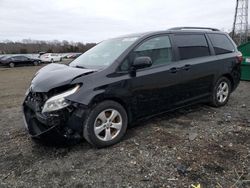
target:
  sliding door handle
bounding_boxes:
[182,64,191,71]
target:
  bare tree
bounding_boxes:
[0,39,96,54]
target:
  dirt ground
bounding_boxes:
[0,61,249,188]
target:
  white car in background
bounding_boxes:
[40,53,62,63]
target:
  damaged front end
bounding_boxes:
[23,84,87,141]
[22,63,97,141]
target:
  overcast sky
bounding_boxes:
[0,0,238,43]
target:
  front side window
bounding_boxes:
[174,34,210,60]
[208,34,235,55]
[134,35,172,66]
[120,35,172,71]
[70,37,138,69]
[13,56,22,61]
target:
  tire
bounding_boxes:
[9,62,15,68]
[51,59,54,63]
[33,61,39,66]
[210,77,231,107]
[83,100,128,148]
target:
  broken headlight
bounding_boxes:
[42,85,80,113]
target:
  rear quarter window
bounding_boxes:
[208,34,235,55]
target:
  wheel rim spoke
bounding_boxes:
[219,95,223,102]
[104,128,112,141]
[98,111,107,122]
[218,84,222,90]
[223,91,228,96]
[94,124,106,135]
[109,110,119,121]
[222,84,227,90]
[111,122,122,130]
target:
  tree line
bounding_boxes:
[1,33,250,55]
[0,39,96,54]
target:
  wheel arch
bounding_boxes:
[221,73,234,91]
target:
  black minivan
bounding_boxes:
[23,27,241,148]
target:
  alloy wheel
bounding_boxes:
[216,81,229,103]
[9,62,15,68]
[94,109,122,141]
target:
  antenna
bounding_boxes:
[232,0,249,45]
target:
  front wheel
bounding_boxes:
[83,100,128,148]
[210,77,231,107]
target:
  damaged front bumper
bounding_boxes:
[23,93,86,140]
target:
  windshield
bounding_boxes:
[69,37,138,69]
[1,56,9,60]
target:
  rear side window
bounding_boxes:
[13,56,21,60]
[20,56,28,61]
[174,34,210,60]
[208,34,235,55]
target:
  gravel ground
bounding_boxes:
[0,62,249,188]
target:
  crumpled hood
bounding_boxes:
[31,63,96,92]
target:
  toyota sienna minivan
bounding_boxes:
[23,27,241,148]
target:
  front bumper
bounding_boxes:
[23,96,85,140]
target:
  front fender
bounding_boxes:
[66,87,105,106]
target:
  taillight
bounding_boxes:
[236,52,243,64]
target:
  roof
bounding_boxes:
[115,27,223,39]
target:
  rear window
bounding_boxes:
[208,34,235,55]
[174,34,210,60]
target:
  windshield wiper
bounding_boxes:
[75,65,87,69]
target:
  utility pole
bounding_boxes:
[232,0,249,45]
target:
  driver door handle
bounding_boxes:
[170,67,180,73]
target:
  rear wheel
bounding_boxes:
[83,100,128,148]
[51,59,54,63]
[9,62,15,68]
[210,77,231,107]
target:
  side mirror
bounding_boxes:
[132,56,152,70]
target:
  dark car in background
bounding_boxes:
[0,55,41,68]
[23,27,241,148]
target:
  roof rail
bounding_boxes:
[168,27,220,31]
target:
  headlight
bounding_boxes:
[42,85,80,113]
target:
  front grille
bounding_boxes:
[25,92,48,112]
[23,91,63,135]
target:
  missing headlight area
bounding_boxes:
[23,84,84,140]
